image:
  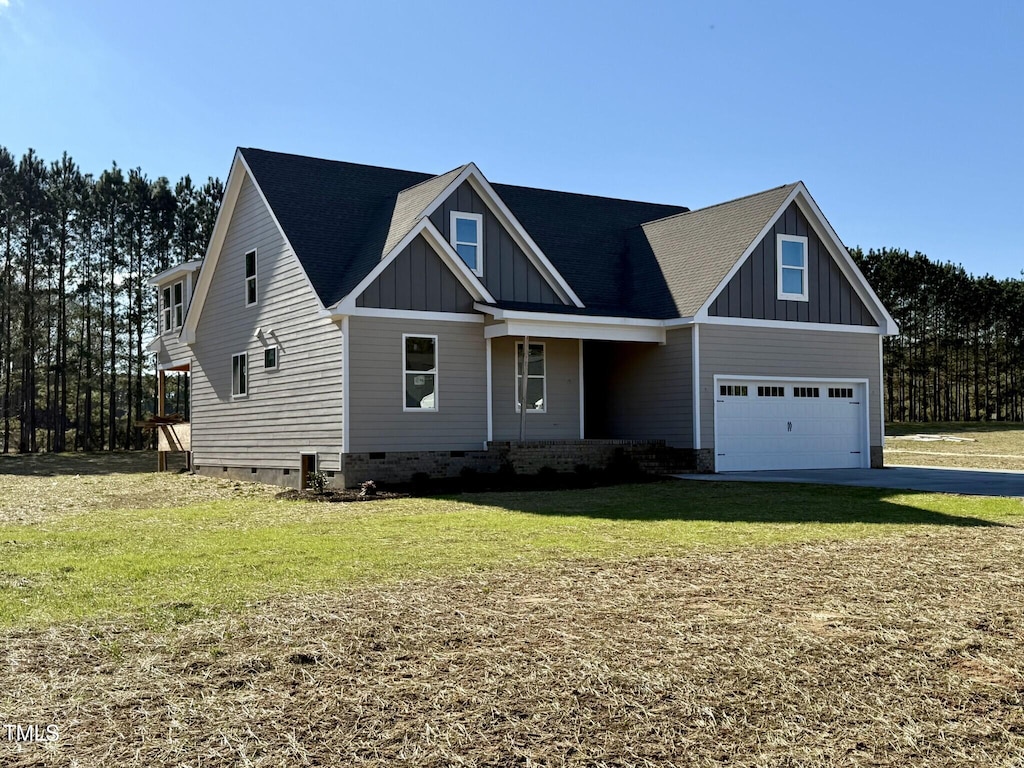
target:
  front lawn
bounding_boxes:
[0,472,1020,628]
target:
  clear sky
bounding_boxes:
[1,0,1021,279]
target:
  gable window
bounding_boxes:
[403,335,437,411]
[777,234,809,301]
[160,280,184,333]
[232,352,248,398]
[515,342,546,412]
[264,346,279,371]
[450,212,483,277]
[245,249,257,306]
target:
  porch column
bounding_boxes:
[519,335,529,441]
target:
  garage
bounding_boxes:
[713,377,869,472]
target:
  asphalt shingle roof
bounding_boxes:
[238,148,795,319]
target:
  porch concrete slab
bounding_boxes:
[674,466,1024,498]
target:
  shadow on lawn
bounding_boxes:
[0,451,187,477]
[479,482,1011,528]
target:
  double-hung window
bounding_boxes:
[403,335,437,411]
[515,342,546,413]
[160,280,184,333]
[232,352,248,398]
[450,212,483,277]
[245,249,257,306]
[777,234,809,301]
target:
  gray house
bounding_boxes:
[149,148,897,487]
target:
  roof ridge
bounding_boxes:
[642,182,800,227]
[494,180,689,211]
[239,147,434,179]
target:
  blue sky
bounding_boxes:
[1,0,1021,279]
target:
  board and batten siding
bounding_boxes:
[491,336,581,441]
[356,234,475,312]
[429,181,565,305]
[588,329,693,448]
[347,316,487,451]
[191,174,344,471]
[698,324,882,455]
[709,201,877,326]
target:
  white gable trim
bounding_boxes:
[180,150,325,344]
[416,163,585,308]
[693,183,898,336]
[330,218,494,315]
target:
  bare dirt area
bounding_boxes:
[3,525,1022,767]
[0,452,280,524]
[887,423,1024,472]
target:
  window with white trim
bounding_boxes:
[515,342,546,412]
[264,346,279,371]
[160,280,184,333]
[403,335,437,411]
[231,352,248,397]
[719,385,748,397]
[777,234,809,301]
[450,211,483,277]
[245,249,257,306]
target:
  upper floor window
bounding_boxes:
[515,342,546,413]
[245,249,257,306]
[777,234,809,302]
[450,212,483,277]
[160,280,184,333]
[403,335,438,411]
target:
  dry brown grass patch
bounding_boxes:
[3,525,1023,766]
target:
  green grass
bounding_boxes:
[886,421,1024,470]
[1,480,1021,629]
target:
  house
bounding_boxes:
[149,148,898,487]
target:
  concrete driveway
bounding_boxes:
[676,466,1024,498]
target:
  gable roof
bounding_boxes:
[641,183,799,317]
[227,149,894,332]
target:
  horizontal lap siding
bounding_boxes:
[191,175,343,471]
[492,336,580,441]
[602,329,693,448]
[698,324,881,454]
[348,316,486,451]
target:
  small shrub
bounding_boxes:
[605,449,645,483]
[573,463,594,488]
[537,465,560,489]
[459,466,483,492]
[306,471,328,494]
[358,480,377,498]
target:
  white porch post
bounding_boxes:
[519,335,529,442]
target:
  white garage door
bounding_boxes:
[714,378,867,472]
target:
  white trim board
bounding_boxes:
[417,163,585,308]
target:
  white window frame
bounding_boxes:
[515,341,546,413]
[777,234,809,302]
[450,211,484,277]
[402,334,438,412]
[263,346,279,371]
[160,280,185,334]
[245,249,258,307]
[231,352,248,399]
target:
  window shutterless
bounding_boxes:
[231,352,248,397]
[245,249,257,306]
[403,335,437,411]
[515,342,546,412]
[450,212,483,277]
[777,234,809,301]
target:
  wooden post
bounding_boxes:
[519,336,529,442]
[157,369,167,472]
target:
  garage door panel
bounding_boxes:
[715,378,866,472]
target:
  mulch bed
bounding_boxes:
[2,524,1023,766]
[275,488,410,503]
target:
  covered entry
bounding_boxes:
[714,376,868,471]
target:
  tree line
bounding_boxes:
[0,146,222,453]
[1,146,1021,455]
[852,248,1024,423]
